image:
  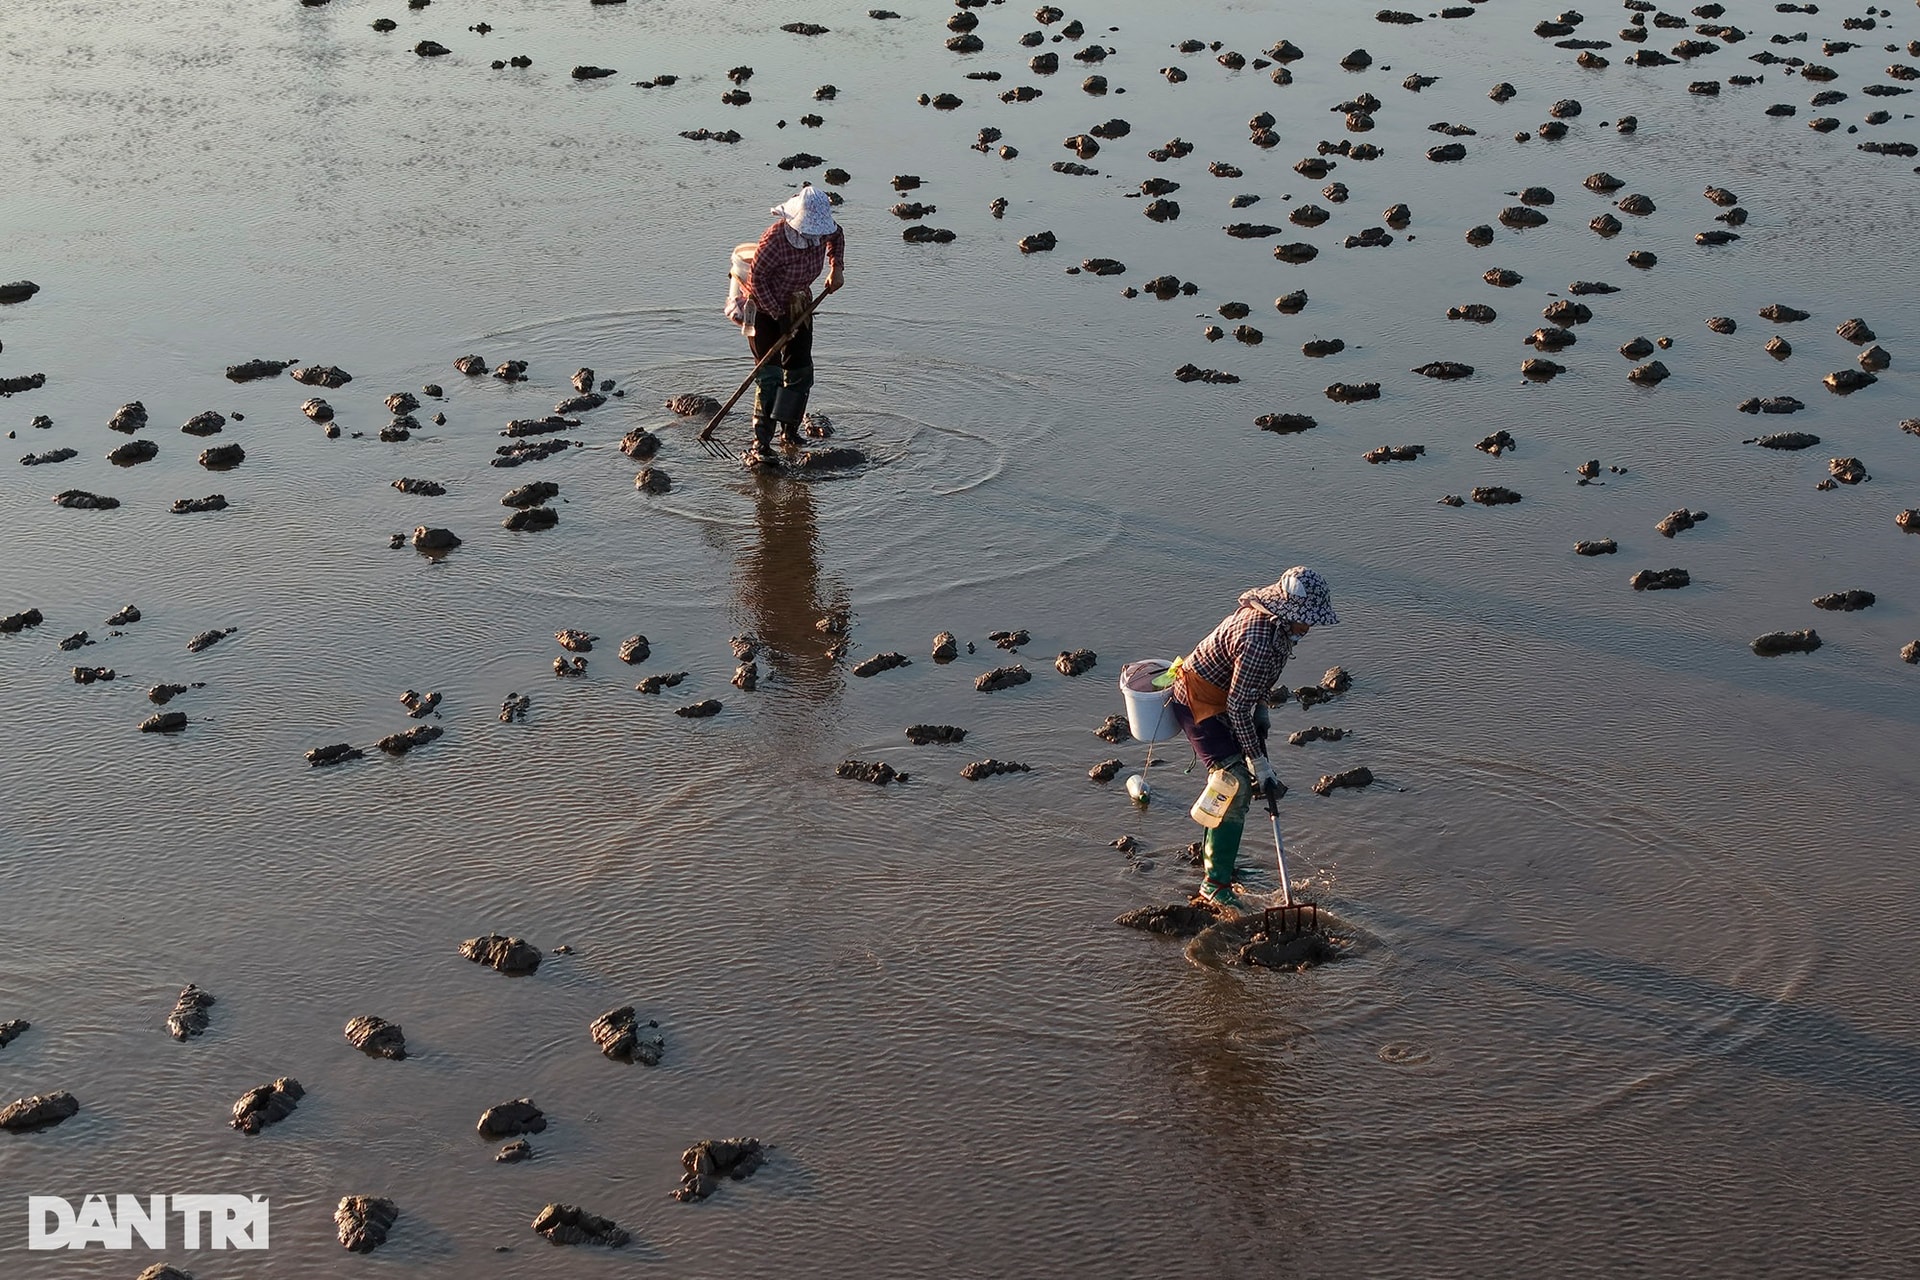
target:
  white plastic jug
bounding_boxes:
[1189,768,1240,828]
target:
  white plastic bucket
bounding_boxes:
[1120,658,1182,743]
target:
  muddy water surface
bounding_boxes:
[2,0,1917,1276]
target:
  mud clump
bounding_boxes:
[635,672,687,694]
[1116,903,1219,938]
[298,740,359,769]
[1632,568,1692,591]
[1313,766,1375,795]
[0,1091,79,1131]
[105,438,158,468]
[141,712,189,734]
[1088,759,1123,782]
[335,1196,398,1254]
[1225,915,1351,971]
[675,1138,766,1203]
[1364,444,1426,463]
[1747,431,1820,451]
[675,698,722,718]
[1325,382,1381,403]
[1827,457,1870,485]
[1813,590,1875,612]
[1289,725,1348,745]
[478,1098,546,1140]
[975,664,1031,692]
[838,759,907,785]
[665,393,720,418]
[1574,539,1618,556]
[1752,629,1821,656]
[620,427,659,460]
[906,724,966,746]
[1629,360,1671,386]
[503,480,559,508]
[961,758,1032,780]
[853,651,911,677]
[166,984,215,1040]
[590,1005,665,1065]
[1656,508,1708,537]
[460,933,542,976]
[1738,397,1804,415]
[0,1020,26,1049]
[1055,648,1096,676]
[1471,486,1522,506]
[291,365,352,388]
[198,444,244,469]
[376,724,442,756]
[231,1077,303,1134]
[529,1203,628,1248]
[326,1015,412,1067]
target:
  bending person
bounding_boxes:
[736,184,845,470]
[1170,567,1341,913]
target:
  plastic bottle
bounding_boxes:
[1189,768,1240,828]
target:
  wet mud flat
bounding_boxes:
[1,0,1918,1276]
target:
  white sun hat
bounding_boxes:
[774,184,838,236]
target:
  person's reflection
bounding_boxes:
[734,475,846,698]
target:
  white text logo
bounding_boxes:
[27,1195,269,1250]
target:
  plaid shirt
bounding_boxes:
[1186,606,1295,762]
[747,220,846,317]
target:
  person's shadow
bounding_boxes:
[733,476,847,705]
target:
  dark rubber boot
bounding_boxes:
[742,413,783,471]
[772,385,809,450]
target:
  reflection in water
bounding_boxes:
[734,473,848,703]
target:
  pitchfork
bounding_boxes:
[1261,787,1320,939]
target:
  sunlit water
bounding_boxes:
[2,0,1917,1276]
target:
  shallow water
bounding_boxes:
[2,0,1918,1276]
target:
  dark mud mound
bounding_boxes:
[676,1138,766,1202]
[460,933,541,975]
[1184,908,1367,971]
[532,1203,628,1247]
[1115,902,1222,937]
[230,1077,302,1134]
[589,1005,665,1064]
[0,1091,79,1131]
[335,1195,398,1254]
[166,984,215,1040]
[344,1015,407,1059]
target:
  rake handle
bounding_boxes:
[697,288,833,442]
[1267,792,1292,908]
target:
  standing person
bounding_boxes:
[736,183,845,470]
[1169,567,1341,913]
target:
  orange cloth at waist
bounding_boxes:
[1175,662,1229,723]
